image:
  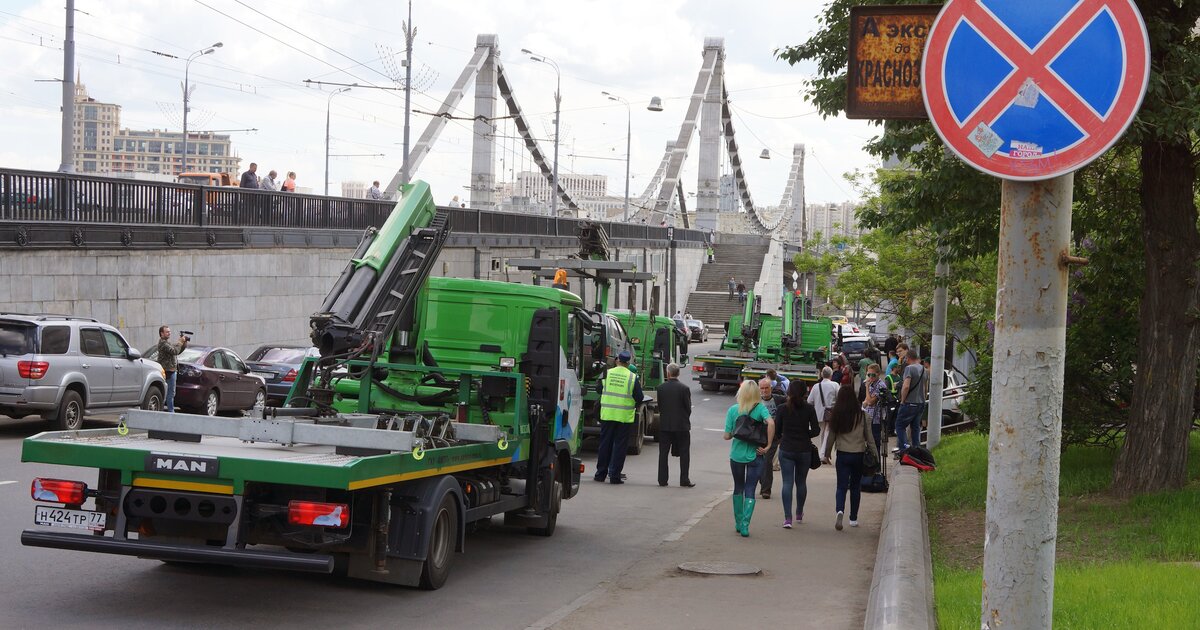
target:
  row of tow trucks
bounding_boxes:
[693,289,834,392]
[19,181,687,589]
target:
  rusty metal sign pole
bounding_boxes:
[981,175,1072,629]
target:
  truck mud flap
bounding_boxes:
[21,529,334,573]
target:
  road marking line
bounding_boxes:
[702,428,724,432]
[526,585,607,630]
[663,490,732,542]
[702,398,711,401]
[0,481,17,486]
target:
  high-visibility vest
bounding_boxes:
[599,365,637,423]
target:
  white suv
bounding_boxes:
[0,313,166,430]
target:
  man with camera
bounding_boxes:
[156,325,190,413]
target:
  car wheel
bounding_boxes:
[253,389,266,411]
[203,390,220,416]
[55,390,84,431]
[141,386,163,412]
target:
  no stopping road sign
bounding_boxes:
[922,0,1150,181]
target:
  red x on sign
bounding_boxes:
[922,0,1150,181]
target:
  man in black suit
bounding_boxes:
[656,363,695,487]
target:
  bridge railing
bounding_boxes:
[0,168,710,243]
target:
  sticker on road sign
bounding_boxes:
[922,0,1150,181]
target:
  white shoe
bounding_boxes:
[835,511,844,531]
[849,520,859,527]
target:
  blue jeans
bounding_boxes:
[164,371,177,412]
[835,451,864,520]
[779,448,811,520]
[895,403,924,451]
[730,456,764,499]
[595,420,632,481]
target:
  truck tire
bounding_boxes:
[626,409,645,456]
[418,493,458,590]
[527,480,561,537]
[141,386,163,412]
[55,390,84,431]
[699,381,720,392]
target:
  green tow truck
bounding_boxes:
[692,291,764,392]
[20,181,586,589]
[739,292,833,388]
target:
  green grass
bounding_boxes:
[935,562,1200,630]
[928,431,1200,628]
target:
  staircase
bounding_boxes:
[684,242,770,331]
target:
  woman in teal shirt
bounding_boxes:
[724,380,775,537]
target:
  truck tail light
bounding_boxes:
[31,478,87,504]
[18,361,49,379]
[692,364,706,372]
[282,369,297,382]
[288,500,349,528]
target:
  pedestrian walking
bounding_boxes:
[155,325,190,413]
[706,245,715,263]
[883,334,898,355]
[724,380,774,537]
[656,363,694,488]
[728,277,736,302]
[765,368,789,393]
[367,180,385,200]
[281,171,297,192]
[807,366,840,461]
[822,384,879,531]
[829,356,845,386]
[775,381,820,528]
[239,162,259,189]
[737,280,747,305]
[894,349,926,453]
[594,351,644,484]
[259,170,279,191]
[756,378,786,500]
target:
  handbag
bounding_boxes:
[732,412,768,447]
[808,442,822,470]
[860,411,880,473]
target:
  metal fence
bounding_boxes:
[0,168,711,243]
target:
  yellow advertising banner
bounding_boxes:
[847,5,940,119]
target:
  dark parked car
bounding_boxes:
[143,345,265,416]
[245,345,319,405]
[686,319,708,343]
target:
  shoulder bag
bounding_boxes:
[860,411,880,474]
[732,408,768,447]
[818,382,834,423]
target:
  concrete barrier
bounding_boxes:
[864,465,937,630]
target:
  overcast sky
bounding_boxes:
[0,0,878,206]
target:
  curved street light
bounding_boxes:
[181,42,222,174]
[522,48,562,218]
[325,87,351,196]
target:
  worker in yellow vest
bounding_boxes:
[594,350,644,484]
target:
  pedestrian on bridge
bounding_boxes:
[756,378,786,500]
[728,277,736,301]
[775,381,820,528]
[724,380,774,537]
[823,384,879,531]
[239,163,259,189]
[368,181,384,200]
[594,351,644,485]
[281,171,297,192]
[656,363,694,488]
[260,170,279,191]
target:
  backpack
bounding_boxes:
[900,445,936,472]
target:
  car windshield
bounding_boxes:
[0,323,35,355]
[248,347,309,363]
[687,320,702,327]
[842,340,870,352]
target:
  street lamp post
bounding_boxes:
[521,49,561,218]
[325,87,351,196]
[181,42,222,175]
[601,91,631,222]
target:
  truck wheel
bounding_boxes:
[55,390,84,431]
[650,409,661,443]
[700,381,720,392]
[141,386,163,412]
[626,411,645,456]
[528,480,561,537]
[419,494,458,590]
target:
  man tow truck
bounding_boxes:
[20,181,584,589]
[506,222,663,454]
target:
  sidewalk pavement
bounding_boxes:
[552,463,886,630]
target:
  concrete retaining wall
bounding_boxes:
[864,465,937,630]
[1,241,704,357]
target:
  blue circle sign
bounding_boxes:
[922,0,1150,180]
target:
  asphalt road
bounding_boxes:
[0,340,752,630]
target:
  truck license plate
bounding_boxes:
[34,505,107,531]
